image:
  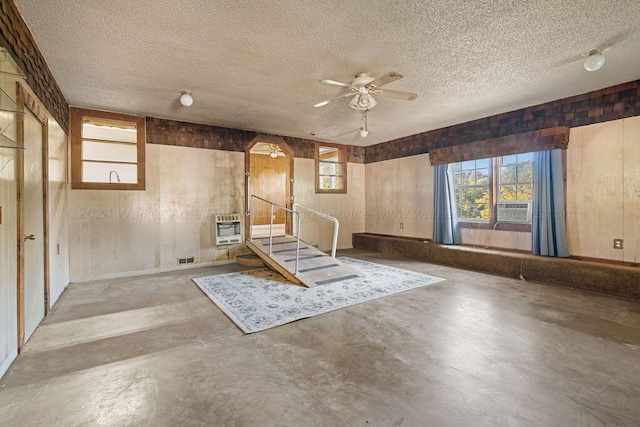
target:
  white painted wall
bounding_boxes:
[567,117,640,262]
[68,145,246,282]
[293,158,365,251]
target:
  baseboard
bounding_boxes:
[70,259,238,283]
[0,348,18,380]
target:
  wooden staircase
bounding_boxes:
[246,234,364,288]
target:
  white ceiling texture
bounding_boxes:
[14,0,640,147]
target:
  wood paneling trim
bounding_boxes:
[366,80,640,163]
[146,117,366,163]
[15,82,24,352]
[315,142,348,194]
[70,107,146,190]
[429,127,570,165]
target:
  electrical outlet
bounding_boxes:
[400,222,404,229]
[613,239,623,249]
[56,243,60,255]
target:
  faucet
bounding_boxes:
[109,170,121,183]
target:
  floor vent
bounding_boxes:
[178,257,195,265]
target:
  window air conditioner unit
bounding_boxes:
[496,201,531,223]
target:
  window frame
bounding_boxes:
[315,142,347,194]
[455,155,532,232]
[70,107,146,190]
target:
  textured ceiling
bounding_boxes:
[14,0,640,147]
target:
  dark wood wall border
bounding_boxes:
[429,126,569,165]
[366,80,640,164]
[145,117,366,164]
[0,0,69,132]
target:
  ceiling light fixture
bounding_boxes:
[179,90,194,106]
[269,144,279,158]
[583,50,605,72]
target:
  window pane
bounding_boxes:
[502,155,517,165]
[82,162,137,183]
[475,168,489,184]
[499,185,517,201]
[82,122,137,143]
[331,176,343,190]
[454,171,474,187]
[461,160,475,170]
[83,140,137,163]
[499,165,517,184]
[517,152,532,162]
[475,158,490,168]
[517,163,532,184]
[517,185,533,200]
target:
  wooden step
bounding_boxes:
[235,253,265,267]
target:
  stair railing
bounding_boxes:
[292,203,339,258]
[248,196,341,275]
[250,195,302,273]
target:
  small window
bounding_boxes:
[315,142,347,193]
[71,108,145,190]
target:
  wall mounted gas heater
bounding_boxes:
[215,214,242,245]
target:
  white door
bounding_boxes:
[23,109,45,341]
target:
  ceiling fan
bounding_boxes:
[314,71,417,111]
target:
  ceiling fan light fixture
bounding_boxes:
[360,128,369,138]
[583,50,605,72]
[179,90,194,106]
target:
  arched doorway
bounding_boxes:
[245,136,294,239]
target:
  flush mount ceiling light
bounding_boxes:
[582,49,606,72]
[179,90,194,106]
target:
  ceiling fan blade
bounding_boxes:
[373,88,417,101]
[320,79,352,88]
[368,71,403,88]
[314,91,355,107]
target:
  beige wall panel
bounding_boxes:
[294,158,365,251]
[566,127,584,256]
[68,145,246,282]
[366,153,531,251]
[365,154,433,239]
[622,116,640,263]
[567,119,633,261]
[47,119,69,305]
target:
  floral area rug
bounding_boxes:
[192,257,445,333]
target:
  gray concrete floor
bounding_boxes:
[1,249,639,426]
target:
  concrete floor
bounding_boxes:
[1,249,639,426]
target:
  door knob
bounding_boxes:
[24,234,36,241]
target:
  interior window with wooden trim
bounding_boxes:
[315,142,347,193]
[71,108,145,190]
